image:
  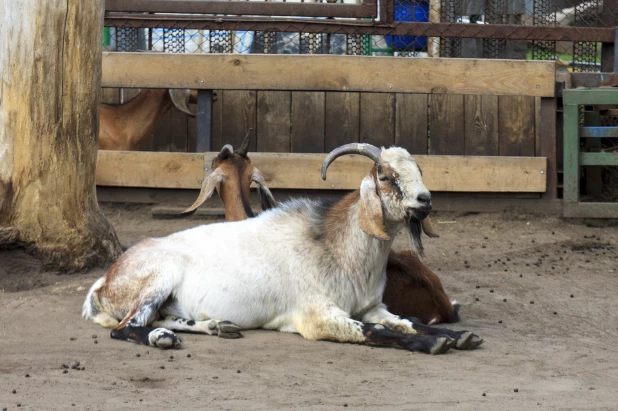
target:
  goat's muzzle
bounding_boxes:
[408,207,431,221]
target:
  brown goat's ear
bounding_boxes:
[358,176,389,240]
[181,168,225,216]
[421,216,440,238]
[251,168,277,211]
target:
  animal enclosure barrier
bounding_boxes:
[97,0,618,204]
[98,52,553,196]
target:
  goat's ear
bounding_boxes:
[358,176,389,240]
[181,168,225,216]
[251,168,277,211]
[421,216,440,238]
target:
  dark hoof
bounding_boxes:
[217,321,243,339]
[430,336,455,355]
[455,332,483,350]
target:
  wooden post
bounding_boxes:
[0,0,123,270]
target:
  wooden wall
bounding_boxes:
[102,89,540,157]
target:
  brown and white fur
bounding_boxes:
[83,144,482,354]
[99,89,196,151]
[187,132,459,325]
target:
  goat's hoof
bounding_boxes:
[454,331,483,350]
[217,321,243,339]
[430,336,455,355]
[149,328,182,349]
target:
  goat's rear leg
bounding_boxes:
[111,300,181,349]
[406,317,483,350]
[152,316,242,339]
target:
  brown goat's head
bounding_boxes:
[322,143,433,255]
[183,129,276,220]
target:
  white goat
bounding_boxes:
[83,143,482,354]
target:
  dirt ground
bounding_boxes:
[1,203,618,410]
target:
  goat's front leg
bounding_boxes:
[362,304,483,350]
[294,304,454,355]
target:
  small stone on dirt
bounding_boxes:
[570,294,574,298]
[482,393,486,397]
[187,354,191,358]
[69,337,76,341]
[237,370,241,373]
[63,370,68,374]
[91,335,97,339]
[475,298,480,301]
[530,301,534,304]
[514,388,519,393]
[12,390,16,394]
[136,354,140,357]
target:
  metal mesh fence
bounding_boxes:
[106,0,617,70]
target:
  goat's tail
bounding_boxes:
[82,277,119,328]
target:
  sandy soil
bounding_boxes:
[1,204,618,410]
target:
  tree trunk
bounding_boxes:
[0,0,123,270]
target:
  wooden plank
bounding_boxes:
[562,104,580,204]
[98,187,562,215]
[540,97,557,200]
[498,95,536,156]
[395,93,428,155]
[152,108,188,152]
[256,91,291,152]
[96,150,547,192]
[580,152,618,166]
[209,90,223,151]
[430,94,464,155]
[580,126,618,138]
[563,88,618,106]
[464,95,499,156]
[221,90,257,151]
[360,93,395,148]
[102,53,556,97]
[291,92,325,153]
[324,92,360,152]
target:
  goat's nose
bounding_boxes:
[417,192,432,208]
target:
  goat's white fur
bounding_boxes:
[83,147,435,348]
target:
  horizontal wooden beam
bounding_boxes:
[580,152,618,166]
[101,52,556,97]
[580,126,618,138]
[96,151,548,192]
[105,0,376,18]
[563,88,618,106]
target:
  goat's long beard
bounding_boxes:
[406,216,424,257]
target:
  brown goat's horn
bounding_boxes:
[169,89,196,117]
[219,144,234,159]
[321,143,382,181]
[236,128,253,157]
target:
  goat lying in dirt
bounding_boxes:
[184,132,460,325]
[83,143,482,354]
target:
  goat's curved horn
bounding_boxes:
[321,143,382,181]
[220,144,234,160]
[236,128,253,157]
[169,89,196,117]
[181,168,225,216]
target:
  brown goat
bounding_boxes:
[185,135,459,325]
[99,89,196,150]
[182,130,277,220]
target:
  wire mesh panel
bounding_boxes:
[300,33,326,54]
[439,0,462,58]
[252,31,278,54]
[531,0,557,61]
[163,29,185,53]
[572,0,602,72]
[482,0,507,59]
[116,28,139,52]
[346,34,371,56]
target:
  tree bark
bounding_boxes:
[0,0,123,270]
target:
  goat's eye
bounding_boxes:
[378,175,389,181]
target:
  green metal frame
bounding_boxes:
[563,88,618,218]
